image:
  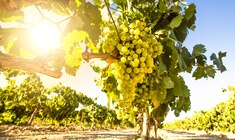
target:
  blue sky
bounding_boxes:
[1,0,235,122]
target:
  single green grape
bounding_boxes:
[121,57,127,63]
[134,29,141,36]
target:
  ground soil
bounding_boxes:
[1,125,235,140]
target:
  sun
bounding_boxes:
[30,20,62,52]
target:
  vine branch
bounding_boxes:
[0,52,62,78]
[0,51,117,78]
[104,0,121,41]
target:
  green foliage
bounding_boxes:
[163,86,235,133]
[170,14,183,29]
[192,44,207,58]
[0,73,46,124]
[64,0,102,44]
[0,72,127,127]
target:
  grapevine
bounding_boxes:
[0,0,228,138]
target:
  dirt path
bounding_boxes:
[157,129,235,140]
[1,125,235,140]
[0,130,138,140]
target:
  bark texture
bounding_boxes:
[28,106,40,125]
[0,52,62,78]
[142,112,150,140]
[0,52,116,78]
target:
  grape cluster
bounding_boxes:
[102,20,163,111]
[134,69,160,110]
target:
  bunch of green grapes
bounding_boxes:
[102,20,163,112]
[134,69,159,110]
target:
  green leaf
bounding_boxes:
[172,20,188,42]
[192,67,207,80]
[184,4,196,20]
[210,52,227,72]
[178,47,193,72]
[170,75,190,97]
[163,89,174,103]
[169,14,183,29]
[158,58,167,75]
[151,82,167,107]
[192,44,206,57]
[105,76,117,91]
[192,65,216,80]
[171,76,183,96]
[171,4,182,13]
[187,15,196,30]
[206,65,216,78]
[162,76,174,89]
[218,51,227,60]
[158,0,166,13]
[64,1,102,44]
[163,40,179,73]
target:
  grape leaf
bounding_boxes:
[151,82,167,108]
[105,76,117,91]
[158,58,167,75]
[192,65,216,80]
[192,66,207,80]
[64,1,102,44]
[210,52,227,72]
[172,20,188,42]
[163,89,174,103]
[178,47,193,72]
[171,75,189,97]
[184,4,196,20]
[158,0,166,13]
[169,14,183,29]
[162,76,174,89]
[171,75,183,96]
[161,40,178,72]
[171,4,182,13]
[192,44,206,57]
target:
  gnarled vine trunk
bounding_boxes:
[142,112,150,140]
[153,119,158,139]
[28,106,40,125]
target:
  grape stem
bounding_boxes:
[104,0,121,41]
